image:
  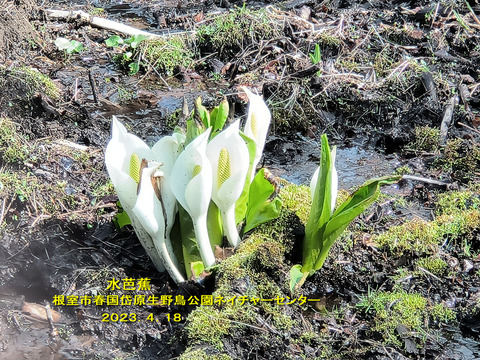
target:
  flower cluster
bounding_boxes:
[105,88,280,283]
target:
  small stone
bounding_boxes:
[463,259,474,273]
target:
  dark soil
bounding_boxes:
[0,0,479,359]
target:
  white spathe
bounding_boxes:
[132,163,185,283]
[310,147,338,215]
[206,120,249,247]
[242,87,271,180]
[105,116,165,271]
[170,129,215,267]
[150,132,186,265]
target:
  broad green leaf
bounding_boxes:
[235,133,257,223]
[125,34,148,49]
[186,115,204,144]
[331,175,401,218]
[169,211,185,272]
[66,40,84,54]
[105,35,124,47]
[303,175,401,273]
[113,203,131,231]
[302,134,334,273]
[190,261,205,279]
[289,265,307,293]
[207,201,223,248]
[210,98,229,133]
[129,62,140,75]
[309,43,321,64]
[317,175,401,270]
[195,97,210,128]
[243,169,282,233]
[178,205,204,278]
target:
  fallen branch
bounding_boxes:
[439,96,457,146]
[402,175,450,187]
[458,121,480,136]
[46,9,163,39]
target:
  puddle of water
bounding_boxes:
[265,136,400,190]
[93,87,210,141]
[336,146,400,189]
[444,327,480,360]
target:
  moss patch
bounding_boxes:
[407,125,440,154]
[374,188,480,255]
[0,117,31,163]
[10,66,60,100]
[374,218,442,254]
[196,6,278,59]
[184,184,304,351]
[357,290,454,346]
[434,138,480,182]
[179,348,232,360]
[276,182,311,224]
[415,256,447,276]
[140,36,194,75]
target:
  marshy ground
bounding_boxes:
[0,0,479,359]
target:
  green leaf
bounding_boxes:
[309,43,321,65]
[105,35,124,47]
[169,211,185,272]
[113,201,131,231]
[66,40,84,54]
[178,205,204,278]
[195,97,210,128]
[235,133,257,223]
[128,62,140,75]
[289,265,307,293]
[302,134,334,273]
[186,115,204,144]
[190,261,205,279]
[210,98,229,133]
[125,34,148,49]
[207,201,223,248]
[303,175,401,273]
[243,169,282,233]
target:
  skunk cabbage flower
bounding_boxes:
[150,132,186,252]
[242,87,271,180]
[206,120,249,247]
[170,129,215,267]
[105,116,165,271]
[310,147,338,215]
[132,163,186,283]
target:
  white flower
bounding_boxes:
[170,129,215,267]
[206,120,249,247]
[105,116,165,271]
[150,131,186,247]
[132,163,185,283]
[310,147,338,215]
[242,87,271,180]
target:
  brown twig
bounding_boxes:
[0,198,5,225]
[45,302,58,340]
[439,96,457,146]
[467,3,480,26]
[402,175,450,186]
[458,121,480,136]
[88,69,99,104]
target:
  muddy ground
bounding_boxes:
[0,0,480,359]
